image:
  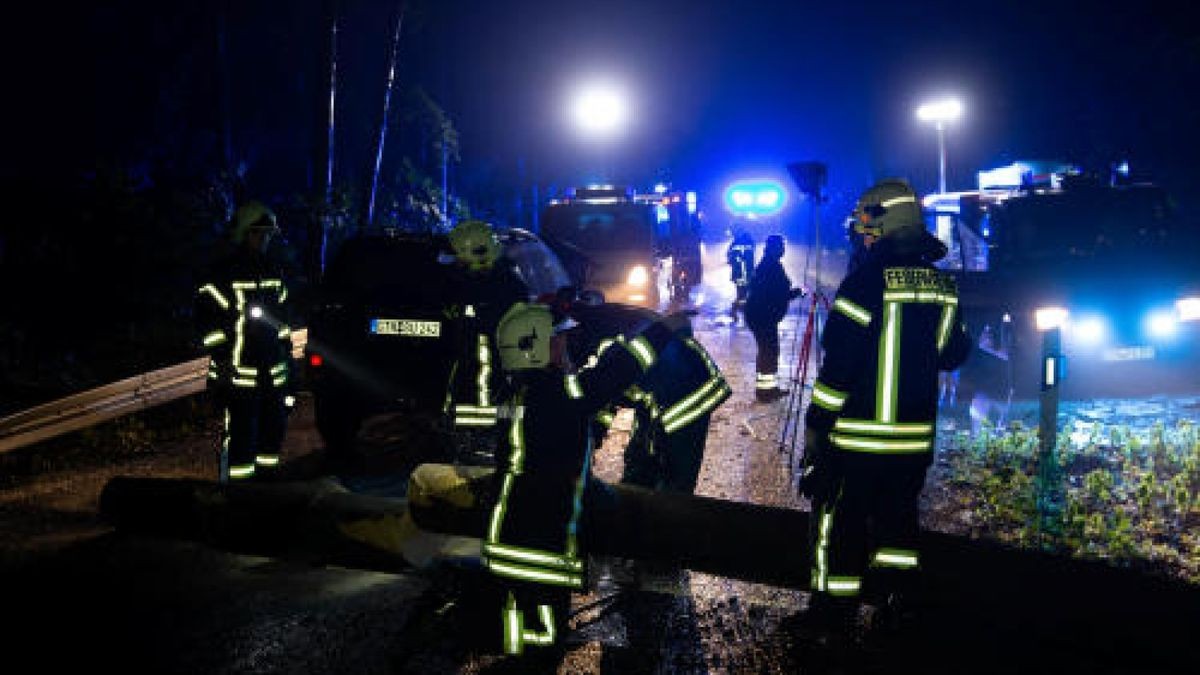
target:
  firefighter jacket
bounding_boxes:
[195,246,293,390]
[483,321,676,592]
[804,234,970,459]
[727,233,755,285]
[568,303,730,438]
[744,253,794,326]
[448,262,531,428]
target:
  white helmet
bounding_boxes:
[495,302,554,371]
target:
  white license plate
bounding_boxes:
[370,318,441,338]
[1102,346,1155,362]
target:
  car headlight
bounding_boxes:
[1034,306,1068,331]
[1145,309,1178,339]
[1177,296,1200,322]
[627,265,649,288]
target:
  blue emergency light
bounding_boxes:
[724,181,786,216]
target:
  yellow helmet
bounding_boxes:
[495,302,554,371]
[851,179,924,239]
[448,219,500,273]
[230,200,278,244]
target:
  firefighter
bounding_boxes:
[195,200,295,482]
[564,302,730,494]
[443,219,530,433]
[482,301,688,662]
[726,227,755,323]
[797,178,970,638]
[744,234,804,402]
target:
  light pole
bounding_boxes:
[916,98,963,194]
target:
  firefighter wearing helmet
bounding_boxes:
[442,220,531,433]
[479,301,689,663]
[797,178,970,637]
[194,200,295,482]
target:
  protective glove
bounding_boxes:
[797,428,838,501]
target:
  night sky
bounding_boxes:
[4,0,1198,231]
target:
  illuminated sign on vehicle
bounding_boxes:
[724,180,787,216]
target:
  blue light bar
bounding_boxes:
[724,180,786,215]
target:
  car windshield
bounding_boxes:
[503,237,571,296]
[541,202,656,254]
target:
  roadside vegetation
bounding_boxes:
[930,413,1200,583]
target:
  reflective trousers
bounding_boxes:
[218,385,287,482]
[808,452,928,601]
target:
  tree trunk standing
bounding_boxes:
[366,2,408,227]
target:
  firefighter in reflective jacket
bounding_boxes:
[799,179,970,631]
[195,201,295,482]
[443,220,530,431]
[483,301,687,659]
[726,228,755,323]
[565,302,731,494]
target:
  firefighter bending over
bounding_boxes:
[482,301,688,662]
[443,219,530,433]
[564,302,731,494]
[798,179,970,637]
[195,201,295,482]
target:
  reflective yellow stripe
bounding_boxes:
[937,303,957,351]
[198,284,230,310]
[833,297,872,326]
[477,334,492,407]
[229,464,256,479]
[232,377,257,388]
[626,335,656,370]
[877,301,901,422]
[203,331,227,347]
[255,455,280,467]
[826,576,862,596]
[662,380,731,433]
[277,325,292,339]
[871,548,920,568]
[503,595,523,655]
[833,419,933,436]
[485,559,583,588]
[523,605,556,646]
[811,381,847,411]
[454,417,497,427]
[483,542,583,572]
[564,374,583,399]
[829,433,931,453]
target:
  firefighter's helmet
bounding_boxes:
[230,201,279,244]
[448,219,500,273]
[851,179,924,239]
[496,302,554,371]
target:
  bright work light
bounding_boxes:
[1034,306,1068,331]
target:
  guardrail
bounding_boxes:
[0,329,308,454]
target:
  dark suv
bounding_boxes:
[303,227,572,453]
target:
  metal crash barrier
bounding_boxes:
[0,330,307,454]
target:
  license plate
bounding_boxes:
[370,318,441,338]
[1102,346,1155,362]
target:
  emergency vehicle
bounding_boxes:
[540,185,703,308]
[926,161,1200,401]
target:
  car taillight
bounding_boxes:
[308,353,324,368]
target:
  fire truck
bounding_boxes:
[926,161,1200,402]
[539,185,702,308]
